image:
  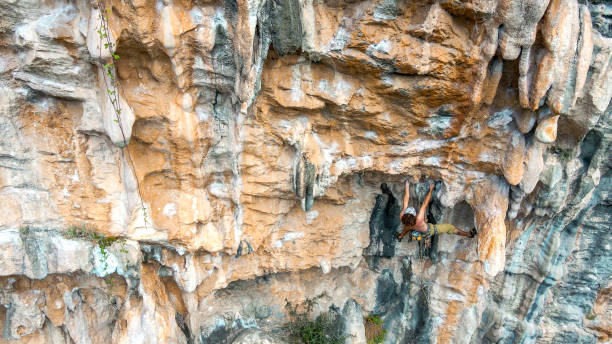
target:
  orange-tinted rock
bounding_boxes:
[544,0,581,114]
[502,130,526,185]
[112,264,188,343]
[520,139,545,193]
[585,282,612,342]
[498,0,550,60]
[472,177,509,276]
[572,5,594,108]
[512,109,538,133]
[529,0,581,113]
[535,115,560,143]
[480,57,504,106]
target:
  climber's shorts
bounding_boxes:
[427,223,456,236]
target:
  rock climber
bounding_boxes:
[395,180,476,242]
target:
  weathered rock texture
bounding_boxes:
[0,0,610,343]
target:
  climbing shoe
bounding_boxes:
[469,228,477,238]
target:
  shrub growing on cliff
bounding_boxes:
[63,225,128,270]
[285,298,345,344]
[364,315,386,344]
[64,225,120,248]
[95,1,149,229]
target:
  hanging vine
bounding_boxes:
[95,1,149,229]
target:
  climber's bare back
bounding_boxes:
[411,217,428,233]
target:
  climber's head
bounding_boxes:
[401,213,416,227]
[401,207,417,227]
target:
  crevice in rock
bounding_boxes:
[364,183,400,259]
[293,154,316,211]
[175,312,192,344]
[579,129,602,166]
[263,0,303,56]
[374,269,399,315]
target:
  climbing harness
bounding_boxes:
[409,224,438,255]
[407,224,438,303]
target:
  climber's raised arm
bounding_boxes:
[417,182,435,221]
[395,180,477,242]
[399,180,410,220]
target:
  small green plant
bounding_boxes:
[365,315,386,344]
[550,146,574,163]
[586,313,596,320]
[95,1,148,230]
[63,225,129,271]
[104,275,117,289]
[288,313,344,344]
[64,225,95,239]
[285,297,345,344]
[366,315,383,326]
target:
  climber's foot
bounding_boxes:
[469,228,477,238]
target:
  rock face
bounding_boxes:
[0,0,610,343]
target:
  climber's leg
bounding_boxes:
[435,223,475,238]
[427,223,435,236]
[453,228,473,237]
[435,223,455,234]
[433,223,471,237]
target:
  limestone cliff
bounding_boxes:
[0,0,610,343]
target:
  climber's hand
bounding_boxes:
[429,182,435,192]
